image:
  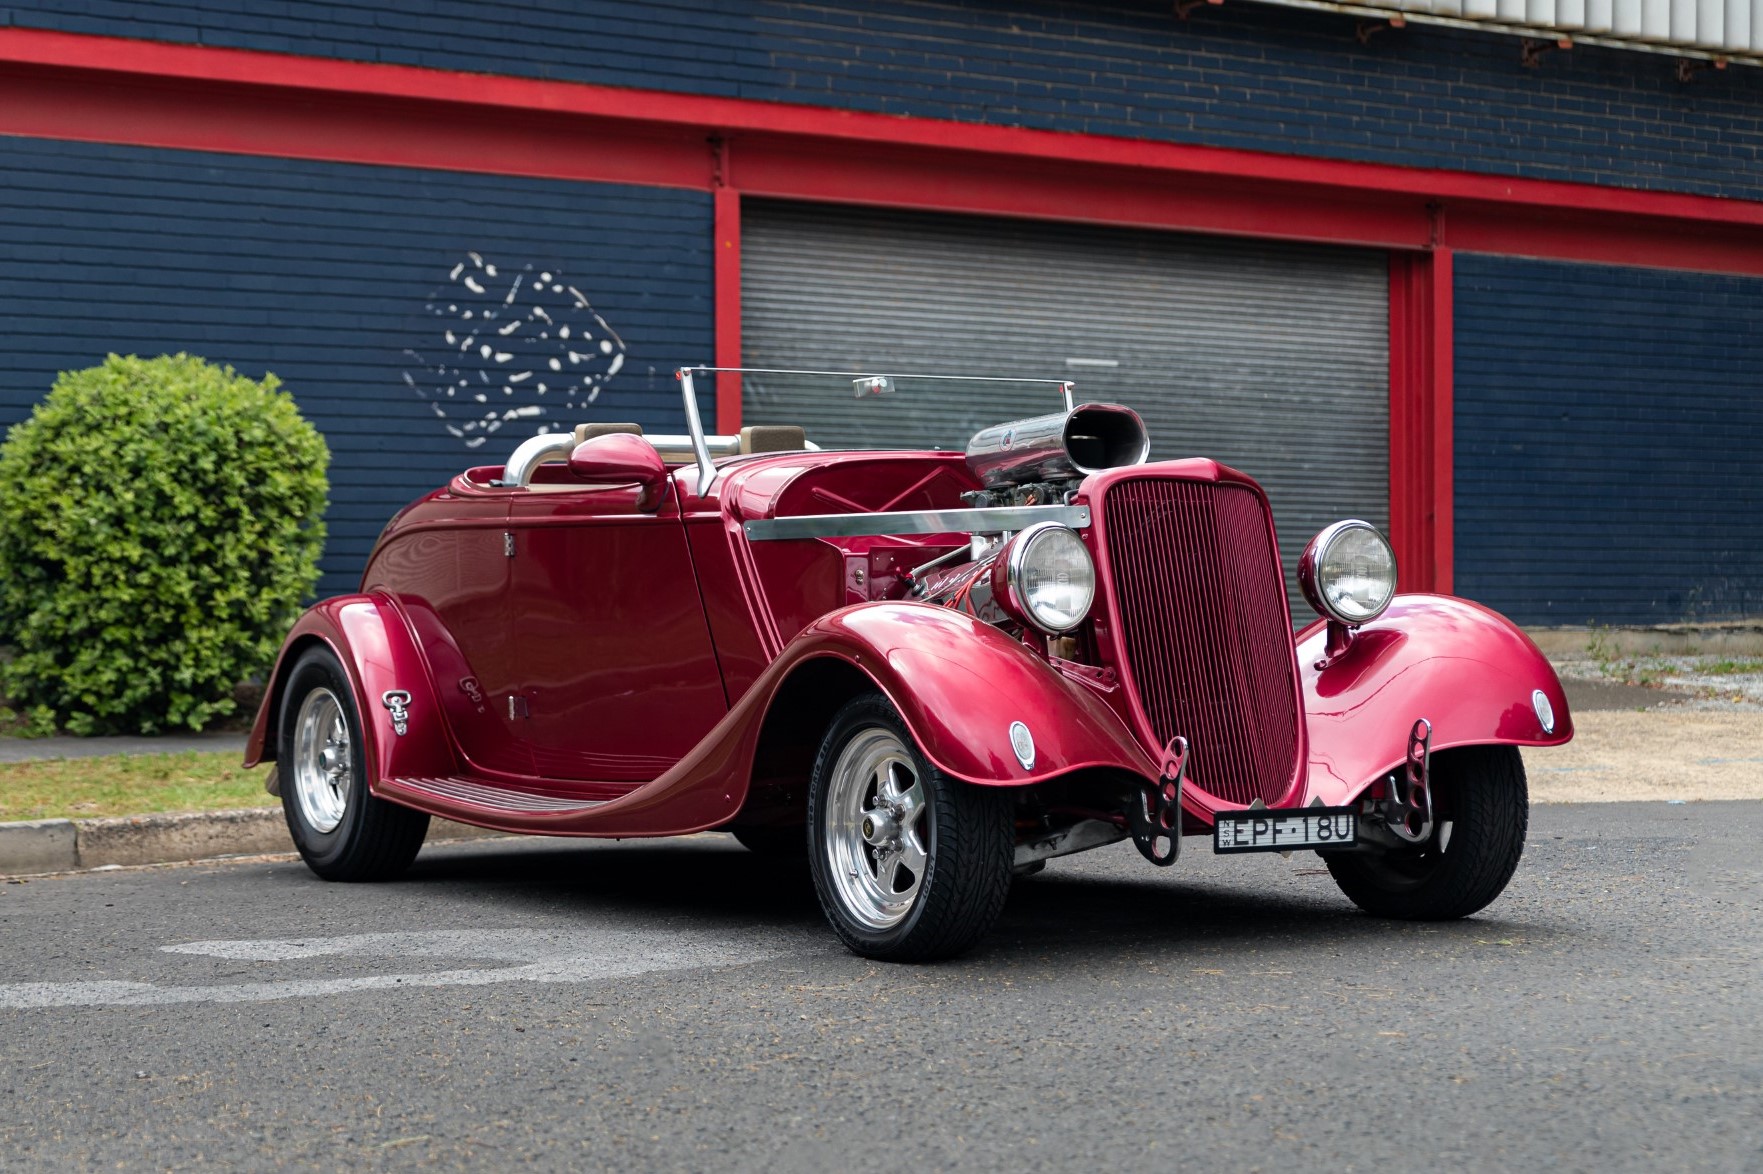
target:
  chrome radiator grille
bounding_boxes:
[1101,478,1301,807]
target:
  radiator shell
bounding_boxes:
[1084,461,1307,811]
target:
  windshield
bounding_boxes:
[682,367,1075,453]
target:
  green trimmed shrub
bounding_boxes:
[0,354,328,734]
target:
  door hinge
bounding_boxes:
[504,531,515,558]
[507,694,529,720]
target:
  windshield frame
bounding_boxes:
[676,365,1076,494]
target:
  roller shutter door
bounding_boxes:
[1455,255,1763,625]
[741,201,1389,614]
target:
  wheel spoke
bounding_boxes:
[899,828,927,880]
[896,778,925,821]
[875,761,903,803]
[872,848,903,894]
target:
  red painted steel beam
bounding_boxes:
[0,57,711,189]
[1386,249,1454,595]
[713,143,744,434]
[730,136,1429,250]
[1428,248,1455,597]
[1448,202,1763,275]
[5,28,1763,275]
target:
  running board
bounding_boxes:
[378,775,612,832]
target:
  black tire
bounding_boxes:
[807,693,1014,962]
[278,646,430,882]
[1326,744,1528,920]
[730,824,808,858]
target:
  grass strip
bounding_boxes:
[0,752,266,822]
[1703,659,1763,676]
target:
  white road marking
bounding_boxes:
[0,929,789,1010]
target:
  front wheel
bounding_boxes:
[279,646,430,882]
[1326,744,1528,920]
[807,693,1014,962]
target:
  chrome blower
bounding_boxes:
[963,403,1149,506]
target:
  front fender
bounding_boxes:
[243,594,455,786]
[511,602,1159,838]
[803,603,1159,787]
[1299,594,1573,807]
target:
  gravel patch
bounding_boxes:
[1526,709,1763,804]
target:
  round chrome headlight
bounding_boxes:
[1299,520,1397,626]
[995,522,1096,634]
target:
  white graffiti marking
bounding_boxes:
[403,253,629,449]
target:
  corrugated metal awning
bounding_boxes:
[1244,0,1761,65]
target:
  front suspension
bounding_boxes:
[1132,736,1189,866]
[1380,717,1433,843]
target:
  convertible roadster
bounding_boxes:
[247,366,1572,961]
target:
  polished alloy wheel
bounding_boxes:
[824,726,929,930]
[278,647,429,882]
[292,687,351,834]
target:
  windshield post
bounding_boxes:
[677,367,717,494]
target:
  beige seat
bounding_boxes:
[573,422,644,445]
[739,425,807,454]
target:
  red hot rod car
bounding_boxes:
[247,367,1572,961]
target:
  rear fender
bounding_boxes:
[1299,594,1573,807]
[243,594,455,787]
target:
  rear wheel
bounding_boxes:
[1326,744,1528,920]
[807,693,1014,962]
[279,646,429,882]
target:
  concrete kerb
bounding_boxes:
[0,819,80,875]
[0,809,506,878]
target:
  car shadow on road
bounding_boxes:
[400,837,824,928]
[383,836,1554,960]
[992,869,1554,958]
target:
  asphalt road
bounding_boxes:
[2,802,1759,1172]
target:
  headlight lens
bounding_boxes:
[999,522,1095,633]
[1300,520,1397,625]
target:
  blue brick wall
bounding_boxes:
[0,137,712,595]
[8,0,1763,202]
[1454,254,1763,625]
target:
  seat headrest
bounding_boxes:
[739,425,807,454]
[573,422,644,445]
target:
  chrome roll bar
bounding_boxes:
[502,433,577,488]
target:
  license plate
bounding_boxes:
[1213,806,1358,853]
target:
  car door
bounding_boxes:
[504,480,728,785]
[367,490,534,777]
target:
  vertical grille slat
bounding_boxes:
[1102,479,1301,807]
